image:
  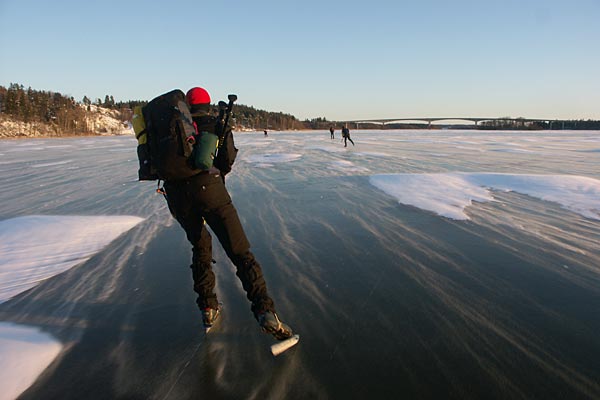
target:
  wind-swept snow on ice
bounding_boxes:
[0,215,143,400]
[0,215,144,304]
[369,173,600,221]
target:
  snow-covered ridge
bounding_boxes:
[0,105,133,138]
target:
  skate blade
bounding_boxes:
[270,334,300,356]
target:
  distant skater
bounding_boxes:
[264,130,268,136]
[329,126,335,139]
[341,125,354,147]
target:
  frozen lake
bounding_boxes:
[1,129,599,399]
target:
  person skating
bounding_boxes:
[163,86,292,339]
[329,126,335,139]
[341,124,355,147]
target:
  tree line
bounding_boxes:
[0,83,317,133]
[1,83,89,133]
[0,83,133,135]
[96,95,333,131]
[479,118,600,130]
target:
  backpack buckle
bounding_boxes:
[156,180,167,198]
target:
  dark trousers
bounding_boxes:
[164,172,275,317]
[344,136,354,147]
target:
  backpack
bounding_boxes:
[136,89,199,181]
[134,89,238,182]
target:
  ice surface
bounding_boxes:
[0,131,599,399]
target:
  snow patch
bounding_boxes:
[0,215,144,304]
[0,322,62,400]
[246,153,303,165]
[369,173,600,221]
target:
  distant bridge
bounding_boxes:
[346,117,568,129]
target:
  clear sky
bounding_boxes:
[1,0,599,121]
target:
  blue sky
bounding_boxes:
[1,0,599,121]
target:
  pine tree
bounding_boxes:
[83,96,91,111]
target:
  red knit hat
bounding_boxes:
[186,87,211,105]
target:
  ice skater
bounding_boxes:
[341,124,354,147]
[160,86,293,340]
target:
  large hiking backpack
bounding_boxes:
[134,89,238,181]
[137,89,199,181]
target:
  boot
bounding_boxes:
[202,307,220,331]
[257,311,293,340]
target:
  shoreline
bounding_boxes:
[2,127,599,141]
